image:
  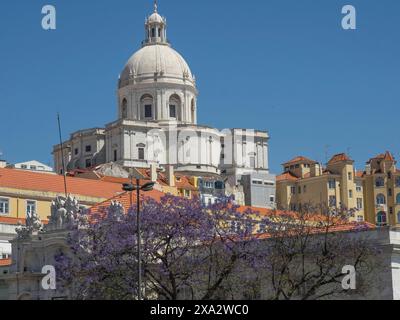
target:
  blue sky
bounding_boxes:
[0,0,399,173]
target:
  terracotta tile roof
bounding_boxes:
[0,259,11,267]
[369,151,396,163]
[383,151,395,161]
[328,153,352,164]
[0,167,124,199]
[88,194,374,242]
[356,171,364,178]
[175,175,197,191]
[254,221,375,240]
[134,168,169,186]
[276,172,299,182]
[283,156,317,166]
[236,206,375,237]
[88,189,165,217]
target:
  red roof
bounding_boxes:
[328,153,352,164]
[369,151,396,163]
[356,171,364,178]
[0,259,11,267]
[283,156,317,166]
[88,189,165,217]
[384,152,395,161]
[0,167,124,199]
[254,221,375,240]
[175,174,197,191]
[276,172,299,182]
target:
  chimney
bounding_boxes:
[150,164,158,182]
[166,165,175,187]
[310,163,321,177]
[365,164,372,175]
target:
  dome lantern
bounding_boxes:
[118,1,198,125]
[143,1,168,46]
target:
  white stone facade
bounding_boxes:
[52,4,275,208]
[12,160,53,173]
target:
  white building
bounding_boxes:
[11,160,53,173]
[53,3,276,208]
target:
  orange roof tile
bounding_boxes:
[254,221,375,240]
[0,167,124,200]
[88,189,165,217]
[356,171,364,178]
[175,175,197,191]
[276,172,299,182]
[328,153,352,164]
[283,156,317,166]
[369,151,396,163]
[0,259,11,267]
[88,193,374,241]
[383,151,395,161]
[135,168,169,186]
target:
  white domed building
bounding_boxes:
[118,7,198,125]
[53,3,276,209]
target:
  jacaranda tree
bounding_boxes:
[55,195,380,300]
[55,195,262,300]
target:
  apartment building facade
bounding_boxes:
[362,152,400,227]
[276,154,364,222]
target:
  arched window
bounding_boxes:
[121,98,128,119]
[376,194,386,205]
[169,94,181,121]
[169,105,176,119]
[140,94,154,120]
[377,212,387,227]
[397,212,400,224]
[396,194,400,204]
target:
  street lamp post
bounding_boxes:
[123,173,155,301]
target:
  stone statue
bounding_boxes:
[47,195,81,231]
[15,222,32,241]
[26,210,43,233]
[108,200,125,221]
[15,210,44,240]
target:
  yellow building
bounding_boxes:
[361,152,400,227]
[0,167,129,222]
[276,154,365,222]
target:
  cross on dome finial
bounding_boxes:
[154,0,158,13]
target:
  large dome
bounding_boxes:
[119,45,194,88]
